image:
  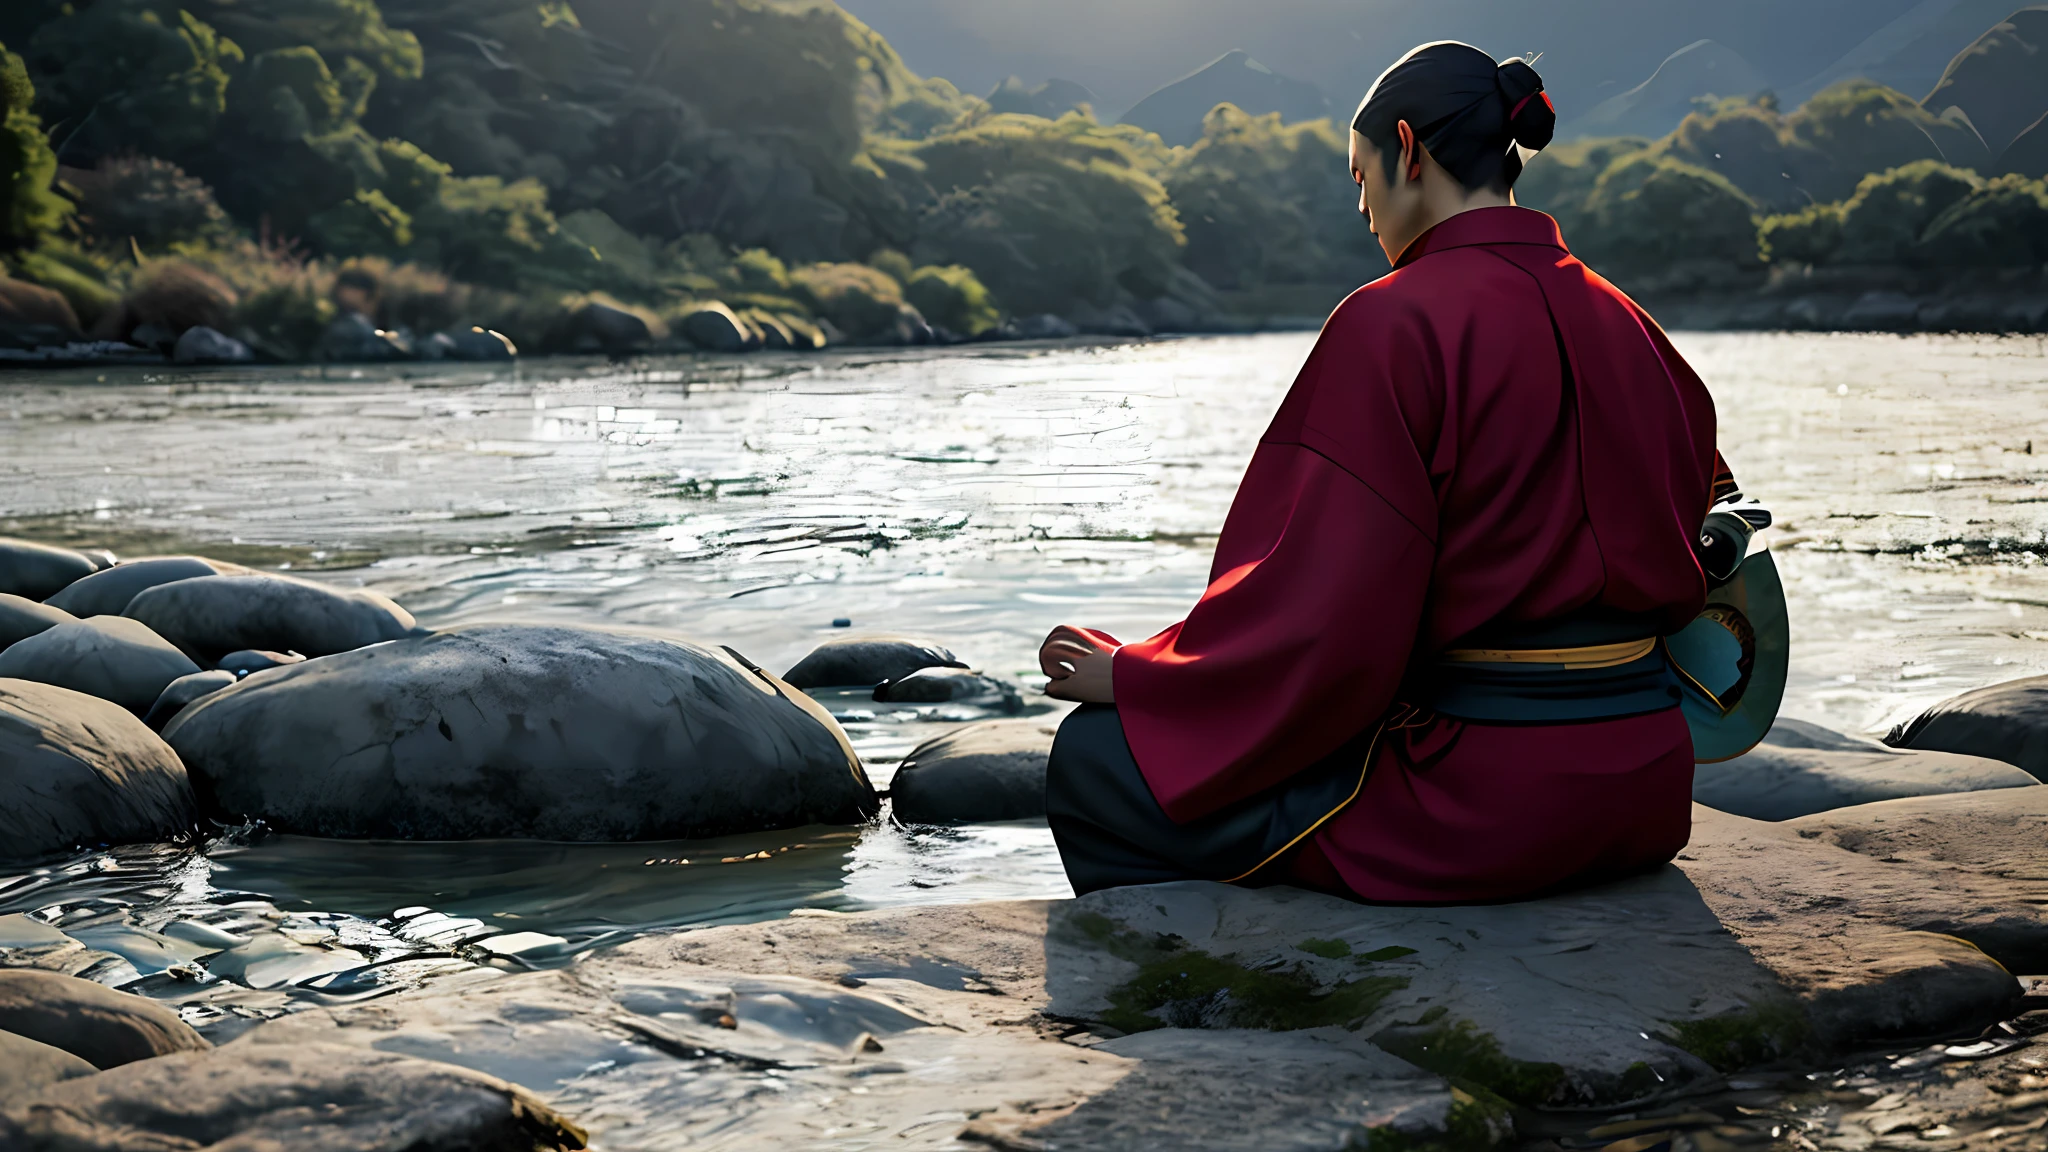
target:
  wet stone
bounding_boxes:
[0,593,74,652]
[0,616,201,715]
[0,969,210,1069]
[782,635,967,689]
[163,623,878,840]
[891,717,1058,824]
[124,574,416,667]
[1887,674,2048,782]
[0,537,98,602]
[872,666,1020,707]
[45,556,246,619]
[1696,717,2039,820]
[0,1032,96,1105]
[142,669,237,731]
[0,679,196,863]
[216,648,306,677]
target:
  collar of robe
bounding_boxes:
[1392,204,1567,269]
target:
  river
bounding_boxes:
[4,331,2048,1005]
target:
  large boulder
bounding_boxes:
[0,594,75,651]
[891,717,1057,824]
[0,538,99,601]
[0,278,84,351]
[782,635,967,689]
[317,312,411,362]
[873,666,1018,706]
[163,624,878,839]
[0,1042,587,1151]
[0,970,210,1069]
[0,1031,96,1104]
[0,679,196,863]
[45,556,247,619]
[1695,717,2038,820]
[123,575,415,667]
[0,616,201,715]
[1887,674,2048,780]
[561,300,652,355]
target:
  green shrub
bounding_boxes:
[1514,137,1653,238]
[792,261,904,338]
[25,5,242,158]
[1759,202,1846,265]
[1836,160,1981,264]
[9,246,119,327]
[1661,97,1826,212]
[905,263,998,335]
[1577,153,1760,272]
[1785,82,1953,203]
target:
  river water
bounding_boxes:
[4,331,2048,1012]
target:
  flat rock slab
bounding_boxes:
[0,594,73,652]
[0,538,99,601]
[0,1041,586,1151]
[124,574,416,666]
[782,635,965,688]
[164,624,878,839]
[1697,717,2037,820]
[1888,673,2048,781]
[45,556,249,619]
[0,969,210,1069]
[0,616,200,715]
[892,716,1057,823]
[0,679,196,863]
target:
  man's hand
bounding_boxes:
[1039,624,1119,703]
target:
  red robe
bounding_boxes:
[1109,206,1721,904]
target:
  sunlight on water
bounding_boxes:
[5,331,2048,1010]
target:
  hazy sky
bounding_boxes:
[842,0,1933,120]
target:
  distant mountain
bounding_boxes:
[1119,50,1330,147]
[2002,111,2048,176]
[1922,6,2048,156]
[985,77,1098,120]
[1785,0,2025,105]
[1563,40,1767,140]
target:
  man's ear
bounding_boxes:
[1396,119,1421,183]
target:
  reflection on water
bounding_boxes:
[5,333,2048,1009]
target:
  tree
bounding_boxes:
[1834,160,1981,264]
[1784,82,1955,203]
[910,112,1184,314]
[1919,174,2048,266]
[25,3,242,162]
[1575,153,1760,273]
[0,41,67,251]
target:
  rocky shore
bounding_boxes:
[7,533,2048,1148]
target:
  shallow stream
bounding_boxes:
[5,331,2048,1027]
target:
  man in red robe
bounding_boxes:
[1037,43,1732,903]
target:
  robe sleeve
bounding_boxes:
[1109,297,1440,824]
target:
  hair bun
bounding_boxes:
[1496,58,1555,152]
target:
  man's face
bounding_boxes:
[1350,131,1402,262]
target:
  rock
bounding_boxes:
[1067,301,1153,337]
[0,616,201,715]
[883,303,934,346]
[0,679,196,862]
[1002,313,1081,340]
[873,666,1020,707]
[0,593,75,651]
[782,635,967,689]
[44,556,246,619]
[0,1031,96,1104]
[0,1042,586,1151]
[891,717,1056,823]
[563,300,653,354]
[1887,674,2048,781]
[123,574,416,667]
[170,325,254,365]
[1695,717,2038,820]
[162,624,877,839]
[216,648,306,677]
[0,277,85,351]
[142,669,237,731]
[0,538,99,601]
[677,302,757,352]
[745,310,795,350]
[438,326,517,360]
[0,969,210,1069]
[317,312,412,362]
